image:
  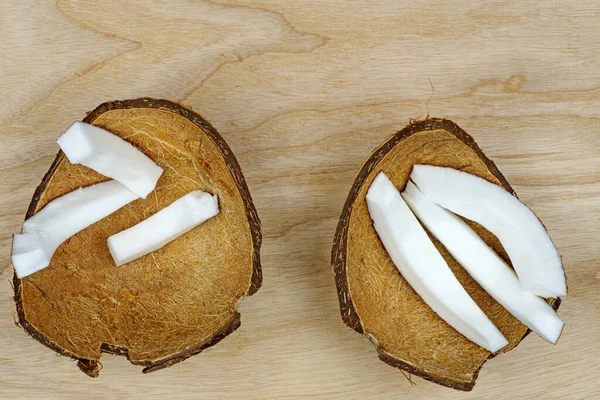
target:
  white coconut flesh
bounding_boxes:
[57,122,164,199]
[410,165,566,298]
[402,181,564,344]
[12,180,139,278]
[366,172,509,352]
[11,232,52,279]
[108,190,219,267]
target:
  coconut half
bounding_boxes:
[331,118,562,391]
[410,165,566,298]
[13,98,262,376]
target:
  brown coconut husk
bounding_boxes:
[13,98,262,376]
[332,118,560,391]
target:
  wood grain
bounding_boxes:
[1,1,599,398]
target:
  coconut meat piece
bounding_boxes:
[402,180,564,344]
[410,165,566,298]
[13,180,139,277]
[57,122,163,199]
[366,172,508,352]
[108,190,219,266]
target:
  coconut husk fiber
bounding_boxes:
[13,98,262,376]
[331,119,560,391]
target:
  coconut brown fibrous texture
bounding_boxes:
[13,98,262,376]
[332,119,561,391]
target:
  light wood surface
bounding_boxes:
[1,1,599,398]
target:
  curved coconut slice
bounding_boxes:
[401,181,564,344]
[410,165,566,298]
[332,119,562,391]
[14,180,139,278]
[367,173,508,352]
[13,98,262,377]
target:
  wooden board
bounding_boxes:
[1,1,598,398]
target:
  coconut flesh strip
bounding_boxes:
[410,165,566,298]
[57,122,164,199]
[11,232,52,279]
[366,172,508,352]
[12,180,139,278]
[402,181,564,344]
[108,190,219,267]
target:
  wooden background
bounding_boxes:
[1,1,599,398]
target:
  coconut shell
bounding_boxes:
[13,98,262,376]
[332,118,561,391]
